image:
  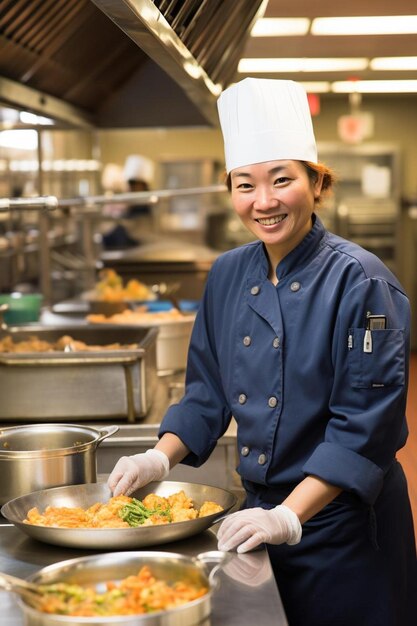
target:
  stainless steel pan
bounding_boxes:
[19,550,226,625]
[1,481,238,549]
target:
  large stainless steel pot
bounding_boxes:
[0,424,118,504]
[1,481,237,549]
[19,550,226,626]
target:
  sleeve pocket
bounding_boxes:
[347,328,405,388]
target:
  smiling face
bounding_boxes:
[230,159,323,271]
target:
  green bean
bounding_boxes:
[119,498,172,527]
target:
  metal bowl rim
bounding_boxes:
[1,480,237,531]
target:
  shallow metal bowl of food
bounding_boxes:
[1,481,237,550]
[20,549,225,625]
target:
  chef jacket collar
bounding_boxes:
[253,213,326,282]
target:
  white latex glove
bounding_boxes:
[107,449,170,496]
[217,505,302,553]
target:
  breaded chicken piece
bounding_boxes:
[142,513,171,526]
[168,490,194,510]
[171,507,198,523]
[198,501,224,517]
[142,494,169,510]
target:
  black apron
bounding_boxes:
[243,461,417,626]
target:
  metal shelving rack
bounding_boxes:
[317,142,402,278]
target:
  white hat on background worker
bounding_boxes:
[123,155,155,185]
[217,78,317,174]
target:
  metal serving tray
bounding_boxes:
[0,325,158,421]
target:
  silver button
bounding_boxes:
[272,337,280,349]
[243,335,251,346]
[241,446,250,457]
[250,285,260,295]
[290,281,301,292]
[268,396,278,408]
[258,453,267,465]
[238,393,247,405]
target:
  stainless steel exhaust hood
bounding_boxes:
[0,0,267,128]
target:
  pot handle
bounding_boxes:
[195,550,231,589]
[95,425,119,445]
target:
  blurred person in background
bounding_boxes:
[101,155,155,249]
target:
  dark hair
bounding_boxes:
[225,160,336,203]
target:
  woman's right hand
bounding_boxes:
[107,449,170,496]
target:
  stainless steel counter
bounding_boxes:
[0,524,288,625]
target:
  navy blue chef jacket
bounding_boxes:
[160,214,417,626]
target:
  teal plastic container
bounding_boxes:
[0,293,43,324]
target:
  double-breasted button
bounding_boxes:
[241,446,250,457]
[290,281,301,292]
[238,393,247,405]
[272,337,280,349]
[258,453,267,465]
[268,396,278,408]
[250,285,260,296]
[243,336,252,346]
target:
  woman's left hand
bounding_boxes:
[217,505,302,553]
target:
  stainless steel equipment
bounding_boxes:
[17,550,226,626]
[0,424,118,505]
[1,481,238,550]
[0,324,158,421]
[100,238,219,301]
[0,523,288,626]
[91,315,195,375]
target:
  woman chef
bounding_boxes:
[108,78,417,626]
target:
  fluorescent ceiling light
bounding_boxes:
[251,18,310,37]
[0,129,38,150]
[238,58,368,73]
[370,56,417,70]
[311,16,417,36]
[332,80,417,93]
[299,82,331,93]
[19,111,54,125]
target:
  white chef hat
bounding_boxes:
[123,155,155,184]
[217,78,317,173]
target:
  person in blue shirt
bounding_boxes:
[108,78,416,626]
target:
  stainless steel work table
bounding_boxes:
[0,523,288,625]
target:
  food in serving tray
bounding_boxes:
[24,490,223,529]
[87,307,186,325]
[0,335,139,353]
[36,565,208,616]
[93,268,153,301]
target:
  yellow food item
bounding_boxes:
[24,490,223,529]
[25,495,132,529]
[87,307,186,325]
[0,335,138,353]
[198,501,224,517]
[38,565,208,616]
[94,269,152,301]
